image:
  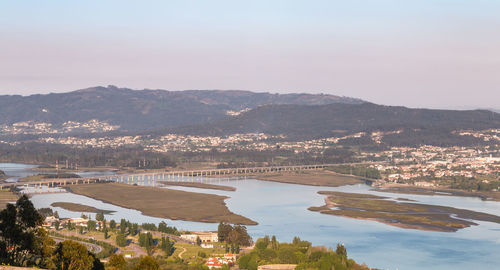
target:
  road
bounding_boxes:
[52,236,103,254]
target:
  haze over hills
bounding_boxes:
[0,86,363,132]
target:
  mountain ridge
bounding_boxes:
[0,85,364,132]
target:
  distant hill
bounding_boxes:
[173,103,500,146]
[0,86,363,132]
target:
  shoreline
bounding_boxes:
[159,181,236,191]
[66,183,257,225]
[309,191,500,233]
[255,170,365,187]
[375,183,500,202]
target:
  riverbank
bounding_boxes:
[67,183,257,225]
[51,202,115,214]
[159,181,236,191]
[257,170,364,187]
[309,191,500,232]
[375,183,500,201]
[0,189,18,209]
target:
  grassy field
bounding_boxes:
[160,181,236,191]
[68,183,256,225]
[309,191,500,232]
[172,242,225,261]
[0,189,18,209]
[51,202,115,214]
[258,170,364,187]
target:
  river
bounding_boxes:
[2,163,500,270]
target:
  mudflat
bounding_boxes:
[67,183,256,225]
[51,202,115,214]
[257,170,364,187]
[309,191,500,232]
[159,181,236,191]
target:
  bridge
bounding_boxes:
[0,163,372,194]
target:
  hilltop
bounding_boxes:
[172,102,500,146]
[0,86,362,132]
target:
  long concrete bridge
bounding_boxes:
[0,163,371,194]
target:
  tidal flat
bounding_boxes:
[51,202,115,214]
[309,191,500,232]
[67,182,256,225]
[258,170,364,187]
[159,181,236,191]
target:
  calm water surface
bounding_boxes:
[4,163,500,270]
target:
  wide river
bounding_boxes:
[2,163,500,270]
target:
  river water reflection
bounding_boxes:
[3,163,500,270]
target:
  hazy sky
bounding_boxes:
[1,0,499,109]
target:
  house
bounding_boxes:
[181,231,218,243]
[43,216,59,228]
[205,254,236,269]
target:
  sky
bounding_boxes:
[1,0,499,109]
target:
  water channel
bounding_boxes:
[2,163,500,270]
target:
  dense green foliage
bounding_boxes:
[138,232,155,254]
[238,236,369,270]
[52,240,104,270]
[327,165,381,179]
[115,233,127,247]
[0,195,45,267]
[217,222,252,246]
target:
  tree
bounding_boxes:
[131,223,139,236]
[336,243,347,258]
[87,220,97,232]
[107,254,126,270]
[95,212,105,222]
[135,256,160,270]
[271,235,278,250]
[196,236,202,246]
[66,220,74,231]
[115,233,127,247]
[120,219,127,234]
[54,211,59,219]
[104,228,109,239]
[109,219,116,230]
[55,220,60,230]
[160,237,174,256]
[0,195,44,266]
[52,240,102,270]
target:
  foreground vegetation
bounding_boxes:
[68,183,257,225]
[238,236,370,270]
[309,191,500,232]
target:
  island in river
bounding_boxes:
[67,182,257,225]
[309,191,500,232]
[257,170,365,187]
[159,181,236,191]
[51,202,115,214]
